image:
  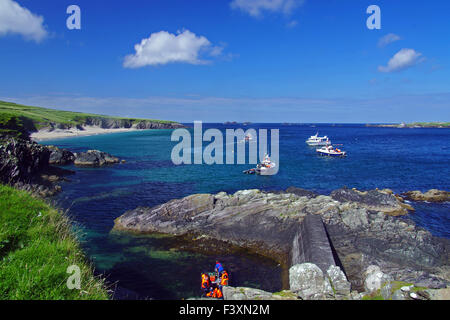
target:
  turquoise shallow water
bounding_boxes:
[43,123,450,299]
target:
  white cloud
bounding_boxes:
[378,33,401,47]
[123,30,223,68]
[378,48,424,73]
[286,20,298,28]
[230,0,305,17]
[0,0,48,42]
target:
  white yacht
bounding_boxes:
[306,132,330,146]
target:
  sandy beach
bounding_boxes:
[30,126,140,141]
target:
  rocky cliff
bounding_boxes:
[41,117,184,131]
[0,135,121,196]
[0,135,73,196]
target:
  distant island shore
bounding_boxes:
[366,122,450,128]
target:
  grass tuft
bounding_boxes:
[0,184,109,300]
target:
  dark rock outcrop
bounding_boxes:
[0,136,50,184]
[401,189,450,203]
[330,187,413,216]
[47,145,75,165]
[73,150,120,167]
[47,145,121,168]
[0,136,73,197]
[284,186,318,199]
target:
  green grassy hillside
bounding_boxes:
[0,100,177,131]
[0,184,109,300]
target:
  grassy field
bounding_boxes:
[0,184,109,300]
[0,100,177,130]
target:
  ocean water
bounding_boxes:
[43,124,450,299]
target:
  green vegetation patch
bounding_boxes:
[0,113,33,139]
[272,290,297,298]
[0,184,108,300]
[361,281,428,300]
[406,122,450,128]
[0,100,177,131]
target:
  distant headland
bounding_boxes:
[366,122,450,129]
[0,100,184,141]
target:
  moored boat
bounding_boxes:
[243,154,277,175]
[316,144,347,157]
[306,132,330,146]
[255,154,276,175]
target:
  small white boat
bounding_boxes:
[255,154,276,175]
[316,144,347,157]
[306,132,330,146]
[244,154,277,175]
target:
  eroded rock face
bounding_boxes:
[44,117,185,130]
[0,136,75,197]
[73,150,120,167]
[0,136,50,184]
[402,189,450,203]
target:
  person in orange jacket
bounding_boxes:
[206,283,223,299]
[212,286,223,299]
[201,272,210,297]
[220,270,229,286]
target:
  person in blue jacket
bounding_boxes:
[214,260,224,277]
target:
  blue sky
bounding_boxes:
[0,0,449,122]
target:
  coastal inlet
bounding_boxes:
[44,123,449,299]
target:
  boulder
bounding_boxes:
[289,263,329,300]
[73,150,120,167]
[326,265,351,298]
[47,145,75,165]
